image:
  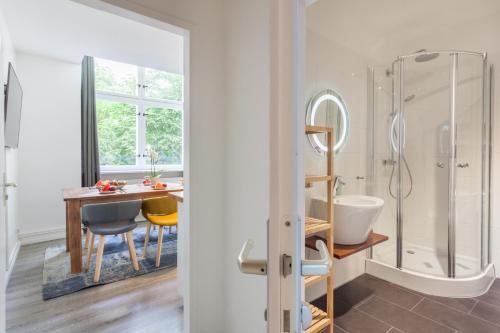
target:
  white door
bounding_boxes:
[237,1,332,332]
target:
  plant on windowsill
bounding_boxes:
[146,146,162,186]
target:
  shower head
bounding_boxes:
[404,94,416,102]
[414,49,439,62]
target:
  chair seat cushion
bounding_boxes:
[89,220,138,235]
[146,212,178,226]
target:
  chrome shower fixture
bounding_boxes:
[414,49,440,62]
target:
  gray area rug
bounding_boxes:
[42,226,177,300]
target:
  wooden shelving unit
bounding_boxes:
[304,125,334,333]
[305,302,331,333]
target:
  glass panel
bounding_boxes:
[96,100,137,166]
[371,65,400,268]
[144,68,183,101]
[95,58,138,96]
[454,54,484,277]
[145,107,183,165]
[401,54,450,277]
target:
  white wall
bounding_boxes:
[16,52,81,242]
[224,1,269,332]
[0,4,15,331]
[0,4,17,286]
[304,10,370,300]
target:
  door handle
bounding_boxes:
[457,162,469,168]
[301,240,332,276]
[301,302,313,330]
[4,182,16,188]
[237,240,267,275]
[436,162,445,168]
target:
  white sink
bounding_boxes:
[334,195,384,245]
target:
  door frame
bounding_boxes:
[72,0,192,331]
[269,0,306,331]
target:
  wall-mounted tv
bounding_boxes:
[4,62,22,148]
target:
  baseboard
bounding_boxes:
[6,240,20,287]
[19,227,66,245]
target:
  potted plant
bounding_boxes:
[146,146,162,186]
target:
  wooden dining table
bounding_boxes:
[62,183,183,273]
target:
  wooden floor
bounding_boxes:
[6,240,183,333]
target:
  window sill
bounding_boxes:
[100,169,183,181]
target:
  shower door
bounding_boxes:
[396,53,452,277]
[454,53,488,277]
[372,51,491,278]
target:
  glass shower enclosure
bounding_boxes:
[370,50,492,281]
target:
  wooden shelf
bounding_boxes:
[306,232,389,260]
[305,217,331,236]
[305,125,333,134]
[305,302,331,333]
[305,275,328,288]
[305,175,332,187]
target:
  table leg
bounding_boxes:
[65,201,70,252]
[68,200,82,273]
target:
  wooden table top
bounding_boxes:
[167,191,184,203]
[63,183,183,201]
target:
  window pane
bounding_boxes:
[144,68,183,101]
[96,100,137,166]
[95,58,138,96]
[146,107,182,165]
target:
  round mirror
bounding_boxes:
[306,89,350,154]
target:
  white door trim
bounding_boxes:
[269,1,306,331]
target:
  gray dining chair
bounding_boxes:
[82,200,141,282]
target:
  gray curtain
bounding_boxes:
[81,56,100,187]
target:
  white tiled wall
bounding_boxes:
[305,26,370,298]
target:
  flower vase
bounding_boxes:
[150,175,161,186]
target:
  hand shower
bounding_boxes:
[387,104,414,199]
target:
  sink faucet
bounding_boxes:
[334,176,346,196]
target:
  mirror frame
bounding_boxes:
[306,89,350,154]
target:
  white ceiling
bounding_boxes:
[0,0,183,73]
[307,0,500,65]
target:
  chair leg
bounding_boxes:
[126,231,139,271]
[121,234,126,242]
[94,235,106,283]
[155,226,164,268]
[143,222,152,258]
[85,229,92,250]
[85,232,95,271]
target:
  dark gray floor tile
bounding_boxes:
[336,276,375,307]
[358,296,454,333]
[354,275,423,309]
[423,294,478,313]
[413,298,499,333]
[336,308,390,333]
[334,324,349,333]
[471,301,500,327]
[476,289,500,307]
[489,279,500,293]
[387,328,404,333]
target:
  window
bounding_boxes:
[95,58,183,172]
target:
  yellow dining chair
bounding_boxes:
[142,197,178,267]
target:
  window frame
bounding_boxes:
[95,62,184,173]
